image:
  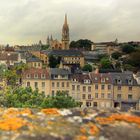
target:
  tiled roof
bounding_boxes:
[0,52,18,61]
[90,73,112,84]
[22,68,50,79]
[71,73,91,83]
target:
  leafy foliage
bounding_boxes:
[111,52,122,60]
[49,55,61,68]
[100,58,112,69]
[70,39,93,51]
[122,44,135,54]
[82,64,92,72]
[0,88,79,108]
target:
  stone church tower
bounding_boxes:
[62,14,70,50]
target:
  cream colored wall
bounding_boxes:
[113,85,140,101]
[22,79,51,96]
[27,62,42,69]
[50,80,70,95]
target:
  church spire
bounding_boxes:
[64,14,67,25]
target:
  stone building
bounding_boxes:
[48,15,70,50]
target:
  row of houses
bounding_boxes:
[22,68,140,111]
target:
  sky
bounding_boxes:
[0,0,140,45]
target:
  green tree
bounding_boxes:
[100,58,112,69]
[82,64,92,72]
[111,52,122,60]
[49,55,61,68]
[70,39,93,50]
[122,44,135,54]
[41,91,79,108]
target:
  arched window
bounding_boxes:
[27,82,30,87]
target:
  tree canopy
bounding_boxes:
[82,64,92,72]
[70,39,93,51]
[122,44,135,54]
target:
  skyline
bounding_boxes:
[0,0,140,45]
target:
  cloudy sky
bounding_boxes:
[0,0,140,45]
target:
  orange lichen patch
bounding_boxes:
[75,135,88,140]
[20,108,32,116]
[0,117,27,131]
[96,117,115,125]
[2,108,19,118]
[47,121,54,125]
[96,114,140,127]
[89,124,99,135]
[80,127,87,134]
[41,108,60,115]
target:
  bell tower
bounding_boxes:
[62,14,70,50]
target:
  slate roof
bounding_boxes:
[110,72,138,86]
[27,56,42,62]
[42,50,83,57]
[50,68,71,75]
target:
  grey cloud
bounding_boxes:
[0,0,139,45]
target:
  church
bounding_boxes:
[47,14,70,50]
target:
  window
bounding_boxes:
[95,93,98,98]
[52,82,55,88]
[62,82,65,87]
[101,78,105,83]
[67,82,69,87]
[41,74,45,79]
[27,82,30,87]
[108,85,111,90]
[101,93,104,98]
[128,95,132,100]
[83,86,86,92]
[88,86,91,92]
[26,74,30,78]
[86,102,91,107]
[42,82,45,89]
[34,74,38,79]
[108,93,111,99]
[129,86,132,91]
[34,82,38,89]
[72,85,75,91]
[52,91,55,96]
[34,63,36,67]
[77,85,80,91]
[57,82,59,88]
[88,94,92,99]
[95,84,98,90]
[117,94,121,100]
[82,94,86,99]
[101,85,105,90]
[118,86,121,90]
[93,102,97,107]
[38,63,40,67]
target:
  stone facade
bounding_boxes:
[22,69,140,110]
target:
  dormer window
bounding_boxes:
[117,79,122,84]
[41,74,45,79]
[101,78,105,83]
[73,79,77,82]
[84,79,91,84]
[95,77,98,80]
[26,74,30,78]
[34,74,38,79]
[128,79,133,85]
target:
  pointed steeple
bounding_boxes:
[64,14,67,25]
